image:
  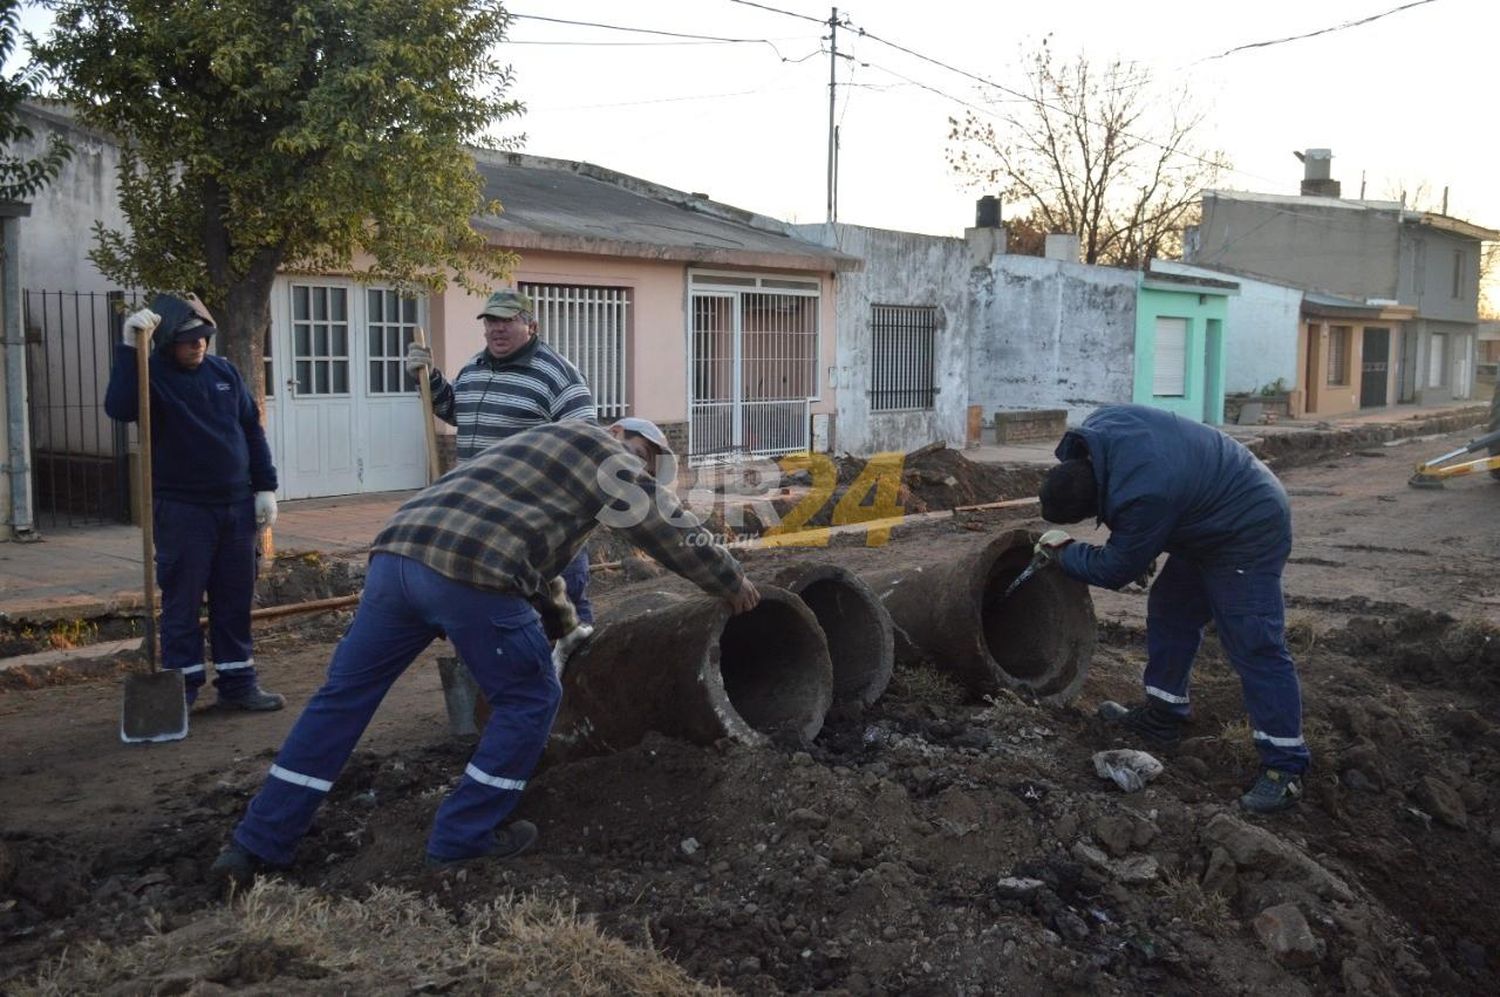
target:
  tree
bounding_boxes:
[0,1,70,202]
[947,42,1229,268]
[34,0,522,401]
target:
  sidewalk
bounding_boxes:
[0,491,413,624]
[1,400,1488,626]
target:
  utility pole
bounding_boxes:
[826,6,838,224]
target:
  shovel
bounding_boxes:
[413,328,481,736]
[121,318,188,743]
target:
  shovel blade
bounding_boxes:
[437,656,483,738]
[121,669,189,743]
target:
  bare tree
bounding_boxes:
[947,42,1229,268]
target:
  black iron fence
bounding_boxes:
[24,289,132,527]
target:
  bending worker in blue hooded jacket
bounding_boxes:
[104,294,284,712]
[1034,404,1307,813]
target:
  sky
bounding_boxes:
[483,0,1497,238]
[11,0,1497,241]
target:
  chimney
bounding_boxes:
[1297,148,1340,198]
[965,194,1006,264]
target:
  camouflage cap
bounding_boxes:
[476,289,534,320]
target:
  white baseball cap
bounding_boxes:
[610,417,674,456]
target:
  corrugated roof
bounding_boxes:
[470,151,861,271]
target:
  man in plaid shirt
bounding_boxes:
[212,418,758,883]
[405,288,599,623]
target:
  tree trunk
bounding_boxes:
[211,261,279,411]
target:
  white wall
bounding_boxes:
[969,255,1138,424]
[792,223,971,455]
[1153,260,1302,396]
[12,104,130,293]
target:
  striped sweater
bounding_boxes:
[428,336,596,461]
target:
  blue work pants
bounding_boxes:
[154,496,259,702]
[1143,551,1309,774]
[232,553,560,865]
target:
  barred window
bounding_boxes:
[521,283,630,420]
[870,305,938,411]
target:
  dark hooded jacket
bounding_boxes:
[1054,405,1289,589]
[103,297,277,504]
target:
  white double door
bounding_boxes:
[265,277,428,499]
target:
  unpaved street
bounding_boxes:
[3,423,1498,995]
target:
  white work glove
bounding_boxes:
[405,342,433,379]
[121,308,161,346]
[254,491,278,528]
[1034,528,1073,566]
[552,623,594,677]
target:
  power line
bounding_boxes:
[1199,0,1441,62]
[508,13,798,60]
[724,0,829,26]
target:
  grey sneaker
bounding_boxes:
[426,820,539,869]
[216,686,286,712]
[1240,769,1303,814]
[1098,700,1186,747]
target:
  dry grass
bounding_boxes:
[20,880,724,996]
[889,662,965,707]
[1205,717,1258,770]
[1284,611,1327,658]
[1156,870,1232,938]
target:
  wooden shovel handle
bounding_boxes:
[134,325,159,670]
[414,327,442,484]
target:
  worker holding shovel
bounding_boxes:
[211,418,759,886]
[1033,404,1307,814]
[103,293,284,714]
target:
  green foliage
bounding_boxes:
[34,0,523,388]
[1259,377,1288,397]
[0,1,71,202]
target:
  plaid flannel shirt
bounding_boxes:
[371,421,743,602]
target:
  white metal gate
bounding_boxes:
[688,272,819,463]
[521,282,630,419]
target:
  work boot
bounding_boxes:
[1098,699,1186,747]
[1240,769,1303,814]
[425,820,539,870]
[216,686,286,712]
[208,843,277,893]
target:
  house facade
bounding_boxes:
[1133,271,1236,426]
[789,222,974,454]
[1186,150,1496,412]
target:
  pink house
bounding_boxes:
[264,152,860,498]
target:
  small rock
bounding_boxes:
[1053,813,1079,842]
[1112,855,1159,885]
[788,808,829,829]
[1414,776,1468,829]
[738,956,763,974]
[996,876,1046,900]
[791,751,814,768]
[1342,769,1379,793]
[1253,902,1322,968]
[680,837,701,856]
[1177,756,1210,780]
[1455,938,1487,973]
[1202,813,1355,902]
[828,835,863,865]
[1092,814,1136,857]
[1053,909,1090,942]
[1201,846,1238,898]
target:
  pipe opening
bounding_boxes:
[981,547,1067,682]
[719,600,829,741]
[797,578,888,705]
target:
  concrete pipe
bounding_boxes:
[769,562,894,716]
[862,529,1095,704]
[547,586,833,760]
